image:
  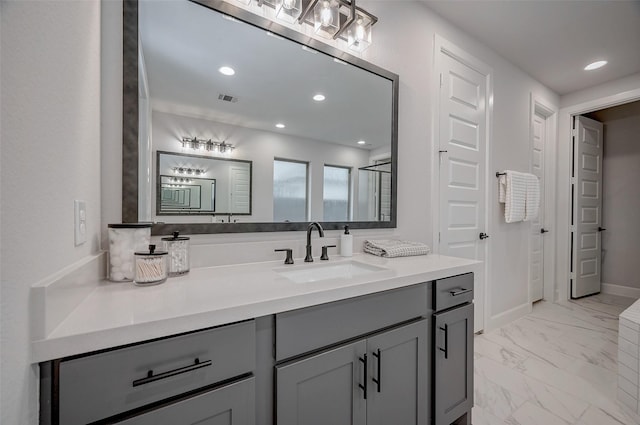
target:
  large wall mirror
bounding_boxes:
[123,0,399,234]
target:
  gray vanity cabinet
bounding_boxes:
[366,320,429,425]
[433,302,474,425]
[276,340,367,425]
[276,319,429,425]
[117,377,255,425]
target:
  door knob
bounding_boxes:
[540,228,549,234]
[598,227,606,232]
[479,232,490,240]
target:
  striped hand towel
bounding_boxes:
[364,239,431,258]
[504,170,527,223]
[524,173,540,221]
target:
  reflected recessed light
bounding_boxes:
[218,66,235,76]
[584,60,607,71]
[357,140,366,145]
[313,94,326,102]
[276,123,286,128]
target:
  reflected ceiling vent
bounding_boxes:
[218,94,239,103]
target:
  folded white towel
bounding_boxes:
[524,174,540,222]
[498,174,507,203]
[504,170,527,223]
[363,239,430,258]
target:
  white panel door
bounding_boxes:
[438,50,487,333]
[530,112,546,302]
[230,166,251,214]
[571,116,603,298]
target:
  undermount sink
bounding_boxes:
[276,260,389,284]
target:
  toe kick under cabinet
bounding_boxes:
[39,272,474,425]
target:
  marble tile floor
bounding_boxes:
[473,293,640,425]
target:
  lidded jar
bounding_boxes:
[161,231,190,276]
[133,244,168,286]
[108,223,152,281]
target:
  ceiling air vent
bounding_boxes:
[218,94,238,103]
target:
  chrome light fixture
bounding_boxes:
[347,11,373,52]
[276,0,302,23]
[313,0,340,38]
[245,0,377,51]
[181,137,235,154]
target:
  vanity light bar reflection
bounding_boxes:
[180,137,235,154]
[241,0,377,51]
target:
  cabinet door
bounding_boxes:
[117,377,255,425]
[367,319,429,425]
[276,340,367,425]
[434,303,474,425]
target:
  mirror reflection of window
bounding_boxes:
[323,165,351,222]
[273,159,308,222]
[377,158,392,222]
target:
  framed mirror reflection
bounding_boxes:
[122,0,399,234]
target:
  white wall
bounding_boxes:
[599,106,640,289]
[0,1,102,424]
[0,0,561,422]
[556,73,640,301]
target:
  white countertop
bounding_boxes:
[32,253,479,363]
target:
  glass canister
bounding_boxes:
[108,223,152,281]
[161,231,190,276]
[134,245,168,286]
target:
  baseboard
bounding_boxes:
[486,302,532,332]
[601,282,640,300]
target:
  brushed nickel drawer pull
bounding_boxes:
[449,288,472,297]
[132,358,212,387]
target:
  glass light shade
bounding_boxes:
[347,14,372,52]
[313,0,340,38]
[275,0,302,23]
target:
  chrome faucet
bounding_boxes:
[305,222,325,262]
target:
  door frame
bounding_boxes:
[556,88,640,302]
[431,34,493,333]
[529,94,558,304]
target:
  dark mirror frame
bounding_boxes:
[122,0,399,235]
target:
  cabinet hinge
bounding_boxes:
[572,129,578,137]
[570,272,576,280]
[438,232,441,243]
[439,73,443,88]
[570,177,576,185]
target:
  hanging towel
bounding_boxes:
[498,174,507,203]
[363,239,431,258]
[524,174,540,222]
[504,170,527,223]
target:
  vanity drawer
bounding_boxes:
[275,283,428,361]
[433,273,474,312]
[58,320,255,425]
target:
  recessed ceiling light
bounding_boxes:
[357,140,366,145]
[218,66,235,76]
[313,94,326,102]
[275,123,286,129]
[584,60,607,71]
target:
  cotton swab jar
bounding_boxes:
[133,244,168,286]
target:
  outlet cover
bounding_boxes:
[74,200,87,246]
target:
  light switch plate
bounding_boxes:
[74,200,87,246]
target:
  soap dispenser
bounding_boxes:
[340,225,353,257]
